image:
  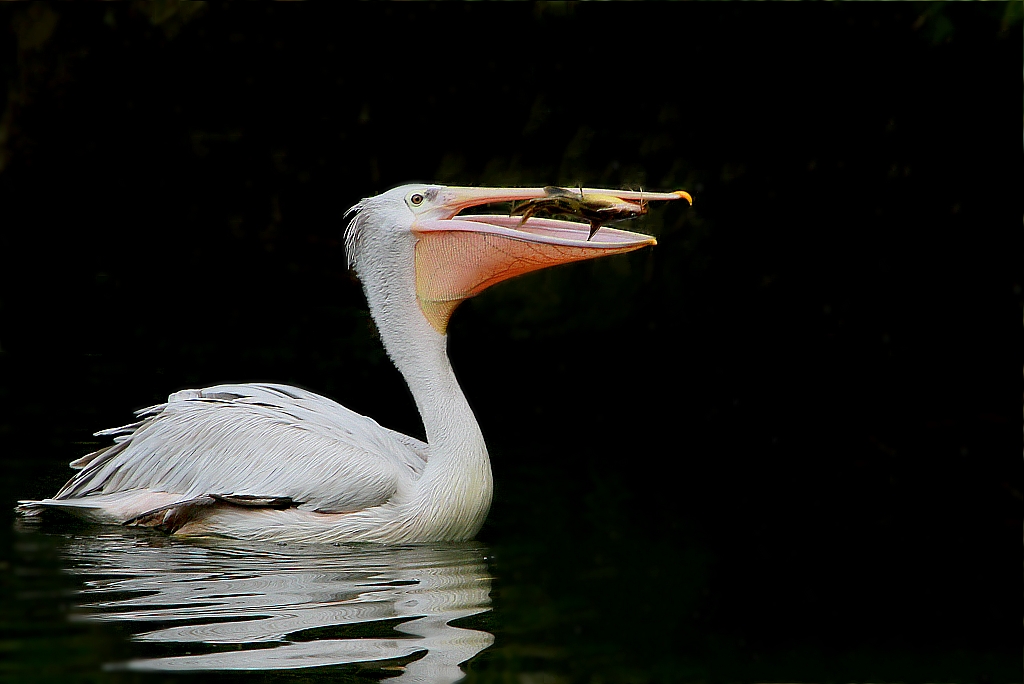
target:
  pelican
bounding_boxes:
[18,184,690,543]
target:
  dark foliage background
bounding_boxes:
[0,2,1019,680]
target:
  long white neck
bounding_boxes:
[356,244,493,540]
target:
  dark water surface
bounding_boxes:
[5,527,492,681]
[1,499,1016,683]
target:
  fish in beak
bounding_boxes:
[411,185,692,333]
[512,185,658,241]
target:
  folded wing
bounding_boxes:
[27,383,428,521]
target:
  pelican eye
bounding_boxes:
[410,193,424,206]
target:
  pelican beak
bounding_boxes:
[411,185,691,333]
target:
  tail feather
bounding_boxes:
[15,491,184,525]
[15,500,47,517]
[15,497,113,522]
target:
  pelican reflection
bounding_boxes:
[59,531,492,682]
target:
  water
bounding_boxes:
[2,513,1017,683]
[5,525,492,682]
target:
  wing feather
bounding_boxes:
[53,384,428,516]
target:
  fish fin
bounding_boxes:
[543,185,572,197]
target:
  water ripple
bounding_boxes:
[59,531,493,681]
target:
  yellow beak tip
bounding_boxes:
[673,190,694,205]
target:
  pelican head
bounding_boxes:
[345,183,684,334]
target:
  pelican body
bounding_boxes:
[18,184,688,543]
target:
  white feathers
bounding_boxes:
[56,383,425,516]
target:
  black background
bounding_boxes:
[0,3,1019,679]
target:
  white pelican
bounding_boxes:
[18,184,689,543]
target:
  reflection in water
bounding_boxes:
[59,531,493,682]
